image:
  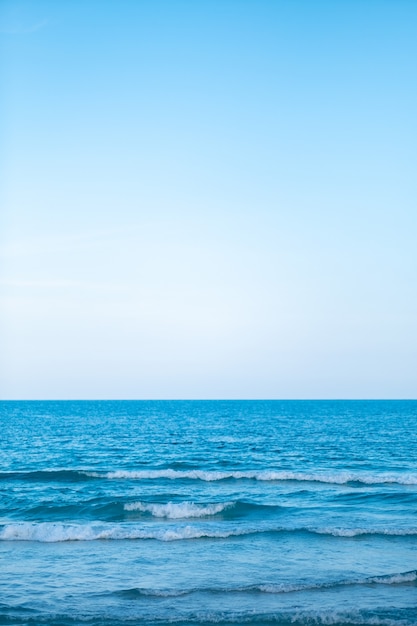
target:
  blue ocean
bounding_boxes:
[0,400,416,626]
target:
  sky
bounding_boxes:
[1,0,416,399]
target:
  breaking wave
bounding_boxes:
[1,522,416,542]
[124,501,235,518]
[1,469,416,485]
[88,469,417,485]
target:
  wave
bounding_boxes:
[1,468,416,486]
[0,607,413,626]
[335,490,417,504]
[312,527,417,537]
[1,522,416,542]
[89,469,417,485]
[0,470,97,483]
[124,501,236,518]
[256,570,417,593]
[1,499,277,524]
[107,570,417,599]
[0,522,259,542]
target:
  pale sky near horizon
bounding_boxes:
[1,0,416,399]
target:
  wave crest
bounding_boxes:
[124,501,235,518]
[110,570,417,598]
[1,522,416,543]
[89,469,417,485]
[2,469,416,486]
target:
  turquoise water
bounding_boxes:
[1,400,416,625]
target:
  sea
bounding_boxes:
[0,400,416,626]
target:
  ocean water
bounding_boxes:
[0,400,416,626]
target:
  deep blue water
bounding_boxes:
[0,400,416,626]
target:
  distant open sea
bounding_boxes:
[1,400,416,626]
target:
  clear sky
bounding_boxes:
[1,0,416,399]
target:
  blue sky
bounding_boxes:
[1,0,416,399]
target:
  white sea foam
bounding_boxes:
[124,501,235,518]
[1,522,416,542]
[0,522,253,542]
[367,570,417,584]
[86,469,417,485]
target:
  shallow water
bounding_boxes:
[1,400,416,625]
